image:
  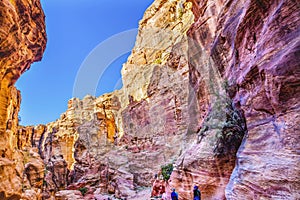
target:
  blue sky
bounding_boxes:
[16,0,153,125]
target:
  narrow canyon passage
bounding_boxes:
[0,0,299,199]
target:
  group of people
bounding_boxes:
[162,185,201,200]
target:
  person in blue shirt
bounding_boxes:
[171,188,179,200]
[193,185,201,200]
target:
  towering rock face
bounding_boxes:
[0,0,46,199]
[22,1,198,199]
[220,1,300,199]
[168,0,299,199]
[1,0,299,199]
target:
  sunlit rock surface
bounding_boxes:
[0,0,299,199]
[29,1,196,198]
[0,0,46,199]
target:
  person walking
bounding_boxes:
[171,188,179,200]
[193,185,201,200]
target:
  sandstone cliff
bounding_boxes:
[174,0,300,199]
[0,0,46,199]
[19,1,197,199]
[1,0,299,199]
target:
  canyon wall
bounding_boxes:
[169,0,300,199]
[0,0,46,199]
[0,0,299,199]
[19,0,198,199]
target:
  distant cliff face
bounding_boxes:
[0,0,46,199]
[19,0,197,199]
[1,0,299,199]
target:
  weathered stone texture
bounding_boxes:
[0,0,46,199]
[1,0,299,199]
[174,0,300,199]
